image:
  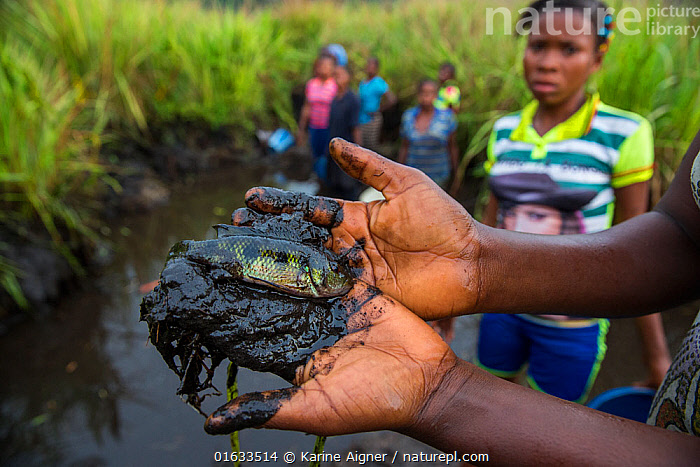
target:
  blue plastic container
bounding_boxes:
[587,386,657,423]
[267,128,295,154]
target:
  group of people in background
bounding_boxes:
[295,0,673,414]
[297,46,462,199]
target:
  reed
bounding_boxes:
[0,32,108,272]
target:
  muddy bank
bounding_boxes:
[0,123,287,325]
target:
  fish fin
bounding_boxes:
[300,257,321,297]
[214,224,294,242]
[307,279,319,297]
[214,225,265,238]
[241,276,307,297]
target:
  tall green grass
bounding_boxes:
[1,0,698,308]
[0,28,111,305]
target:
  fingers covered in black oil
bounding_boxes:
[245,186,344,228]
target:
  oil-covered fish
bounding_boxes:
[168,235,353,298]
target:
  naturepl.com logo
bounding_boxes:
[484,1,700,39]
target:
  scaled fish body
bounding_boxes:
[168,235,352,298]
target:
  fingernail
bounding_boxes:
[245,192,260,204]
[204,414,228,435]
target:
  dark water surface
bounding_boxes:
[0,162,697,466]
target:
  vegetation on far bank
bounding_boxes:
[1,0,698,309]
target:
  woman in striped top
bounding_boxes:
[398,80,458,191]
[475,0,671,403]
[298,52,337,182]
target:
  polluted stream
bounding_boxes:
[1,157,698,466]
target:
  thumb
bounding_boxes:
[328,138,427,199]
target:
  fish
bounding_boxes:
[167,235,353,298]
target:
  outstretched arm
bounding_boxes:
[406,359,699,466]
[245,133,700,320]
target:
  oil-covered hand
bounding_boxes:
[204,281,458,435]
[204,281,700,467]
[142,206,457,434]
[244,138,481,320]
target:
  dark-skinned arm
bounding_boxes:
[448,132,459,176]
[352,126,362,147]
[204,283,700,466]
[613,181,672,387]
[244,134,700,320]
[405,359,699,466]
[211,136,700,462]
[397,138,409,164]
[379,90,397,112]
[297,99,311,144]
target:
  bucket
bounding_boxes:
[587,386,657,423]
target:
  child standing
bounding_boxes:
[434,61,461,113]
[298,52,337,182]
[476,0,671,402]
[325,66,362,199]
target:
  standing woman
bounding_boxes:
[298,52,337,182]
[398,80,458,191]
[477,0,671,402]
[358,57,396,152]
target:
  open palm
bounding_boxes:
[204,282,457,435]
[244,138,482,320]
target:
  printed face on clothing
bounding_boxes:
[502,204,563,235]
[418,82,438,109]
[523,11,602,107]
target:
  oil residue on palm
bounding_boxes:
[139,210,353,414]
